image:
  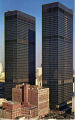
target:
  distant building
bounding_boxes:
[42,2,73,109]
[36,67,42,86]
[0,63,2,74]
[0,63,5,81]
[5,10,36,100]
[0,72,5,81]
[0,98,7,107]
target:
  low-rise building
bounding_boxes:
[13,84,49,117]
[21,103,38,119]
[0,101,22,119]
[28,85,49,116]
[0,84,49,119]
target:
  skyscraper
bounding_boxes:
[42,2,73,109]
[5,10,35,100]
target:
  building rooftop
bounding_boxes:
[15,83,49,90]
[22,103,37,110]
[42,2,73,15]
[5,10,35,21]
[4,101,18,104]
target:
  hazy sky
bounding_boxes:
[0,0,74,70]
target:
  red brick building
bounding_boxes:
[28,85,49,116]
[0,101,21,119]
[21,103,38,119]
[0,101,38,119]
[12,84,23,103]
[12,84,49,117]
[0,84,49,119]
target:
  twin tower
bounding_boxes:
[5,2,73,109]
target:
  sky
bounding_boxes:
[0,0,74,70]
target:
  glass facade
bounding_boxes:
[0,82,5,98]
[42,2,73,109]
[5,10,35,100]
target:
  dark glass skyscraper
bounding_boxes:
[5,10,35,100]
[42,2,73,109]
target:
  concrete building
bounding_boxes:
[0,72,5,80]
[0,63,5,81]
[5,10,36,100]
[42,2,73,109]
[36,67,42,86]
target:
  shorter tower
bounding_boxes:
[5,10,36,100]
